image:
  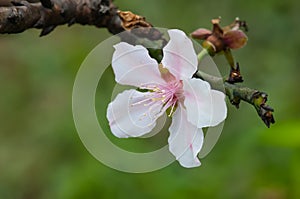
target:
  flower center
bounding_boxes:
[138,81,183,117]
[130,65,183,122]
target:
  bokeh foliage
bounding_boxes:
[0,0,300,198]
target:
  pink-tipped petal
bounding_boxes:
[168,105,204,168]
[112,42,166,87]
[107,89,164,138]
[223,30,248,49]
[162,29,198,80]
[191,28,212,40]
[183,78,227,128]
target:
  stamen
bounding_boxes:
[168,102,177,117]
[133,80,183,124]
[131,98,151,106]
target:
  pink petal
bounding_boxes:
[112,42,166,87]
[107,89,164,138]
[168,105,204,168]
[162,29,198,80]
[183,78,227,128]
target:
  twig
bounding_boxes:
[195,71,275,128]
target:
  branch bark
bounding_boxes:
[0,0,123,36]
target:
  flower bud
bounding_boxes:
[223,30,248,49]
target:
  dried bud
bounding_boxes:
[118,11,152,30]
[191,17,248,55]
[117,10,164,41]
[227,63,243,83]
[260,105,275,128]
[252,92,275,128]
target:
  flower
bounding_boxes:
[191,18,248,55]
[107,29,227,168]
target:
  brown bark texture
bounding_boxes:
[0,0,123,36]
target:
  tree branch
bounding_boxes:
[195,71,275,128]
[0,0,123,36]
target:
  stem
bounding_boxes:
[197,48,209,62]
[224,49,235,68]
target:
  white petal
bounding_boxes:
[183,78,227,128]
[107,89,164,138]
[210,90,227,126]
[112,42,165,87]
[168,105,204,168]
[162,29,198,80]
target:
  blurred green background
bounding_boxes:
[1,0,300,198]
